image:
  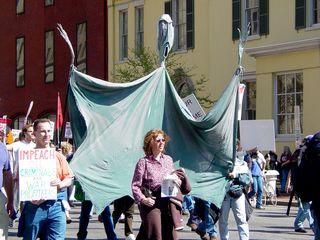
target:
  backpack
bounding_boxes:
[294,132,320,202]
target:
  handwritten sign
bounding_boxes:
[182,94,206,121]
[19,148,57,201]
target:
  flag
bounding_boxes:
[56,92,63,129]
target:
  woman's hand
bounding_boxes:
[141,197,156,207]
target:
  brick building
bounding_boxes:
[0,0,108,131]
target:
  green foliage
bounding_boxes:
[112,47,214,109]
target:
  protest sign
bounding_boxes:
[239,119,276,152]
[64,122,73,139]
[19,148,57,201]
[182,94,206,121]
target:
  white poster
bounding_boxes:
[19,148,57,201]
[182,94,206,121]
[239,120,276,152]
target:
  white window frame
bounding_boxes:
[241,0,260,37]
[119,10,128,61]
[274,71,303,137]
[307,0,320,27]
[135,6,144,53]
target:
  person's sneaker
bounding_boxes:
[125,234,136,240]
[295,228,307,233]
[256,206,265,210]
[66,217,72,224]
[195,229,210,240]
[187,222,198,231]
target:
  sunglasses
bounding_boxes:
[155,138,165,143]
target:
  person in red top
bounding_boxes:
[21,118,74,240]
[132,129,180,240]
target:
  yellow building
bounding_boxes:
[108,0,320,152]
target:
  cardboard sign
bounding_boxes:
[19,148,57,201]
[239,120,276,152]
[182,94,206,121]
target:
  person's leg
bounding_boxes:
[160,198,177,240]
[77,200,93,240]
[256,176,264,208]
[112,197,124,228]
[219,194,231,240]
[46,201,66,240]
[0,191,8,240]
[23,202,47,240]
[101,205,118,240]
[311,208,320,240]
[124,196,135,237]
[231,194,249,240]
[139,201,162,240]
[281,169,288,192]
[247,176,257,199]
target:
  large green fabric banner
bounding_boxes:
[68,64,240,214]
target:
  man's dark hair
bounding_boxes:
[33,118,51,131]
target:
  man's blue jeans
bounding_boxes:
[77,200,117,240]
[197,200,218,238]
[23,200,66,240]
[294,200,314,231]
[248,175,263,208]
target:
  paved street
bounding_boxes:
[8,201,314,240]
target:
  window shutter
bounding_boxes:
[295,0,306,29]
[165,1,172,15]
[259,0,269,35]
[232,0,241,40]
[186,0,194,49]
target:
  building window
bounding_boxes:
[16,0,24,15]
[242,80,256,120]
[13,115,32,129]
[16,37,25,87]
[119,11,128,60]
[165,0,194,50]
[296,0,320,28]
[45,0,54,6]
[135,7,144,53]
[76,22,87,73]
[45,30,54,83]
[245,0,259,35]
[232,0,269,40]
[311,0,320,24]
[275,72,303,135]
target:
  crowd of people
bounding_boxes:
[0,121,319,240]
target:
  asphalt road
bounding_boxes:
[8,203,314,240]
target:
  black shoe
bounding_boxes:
[295,228,307,233]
